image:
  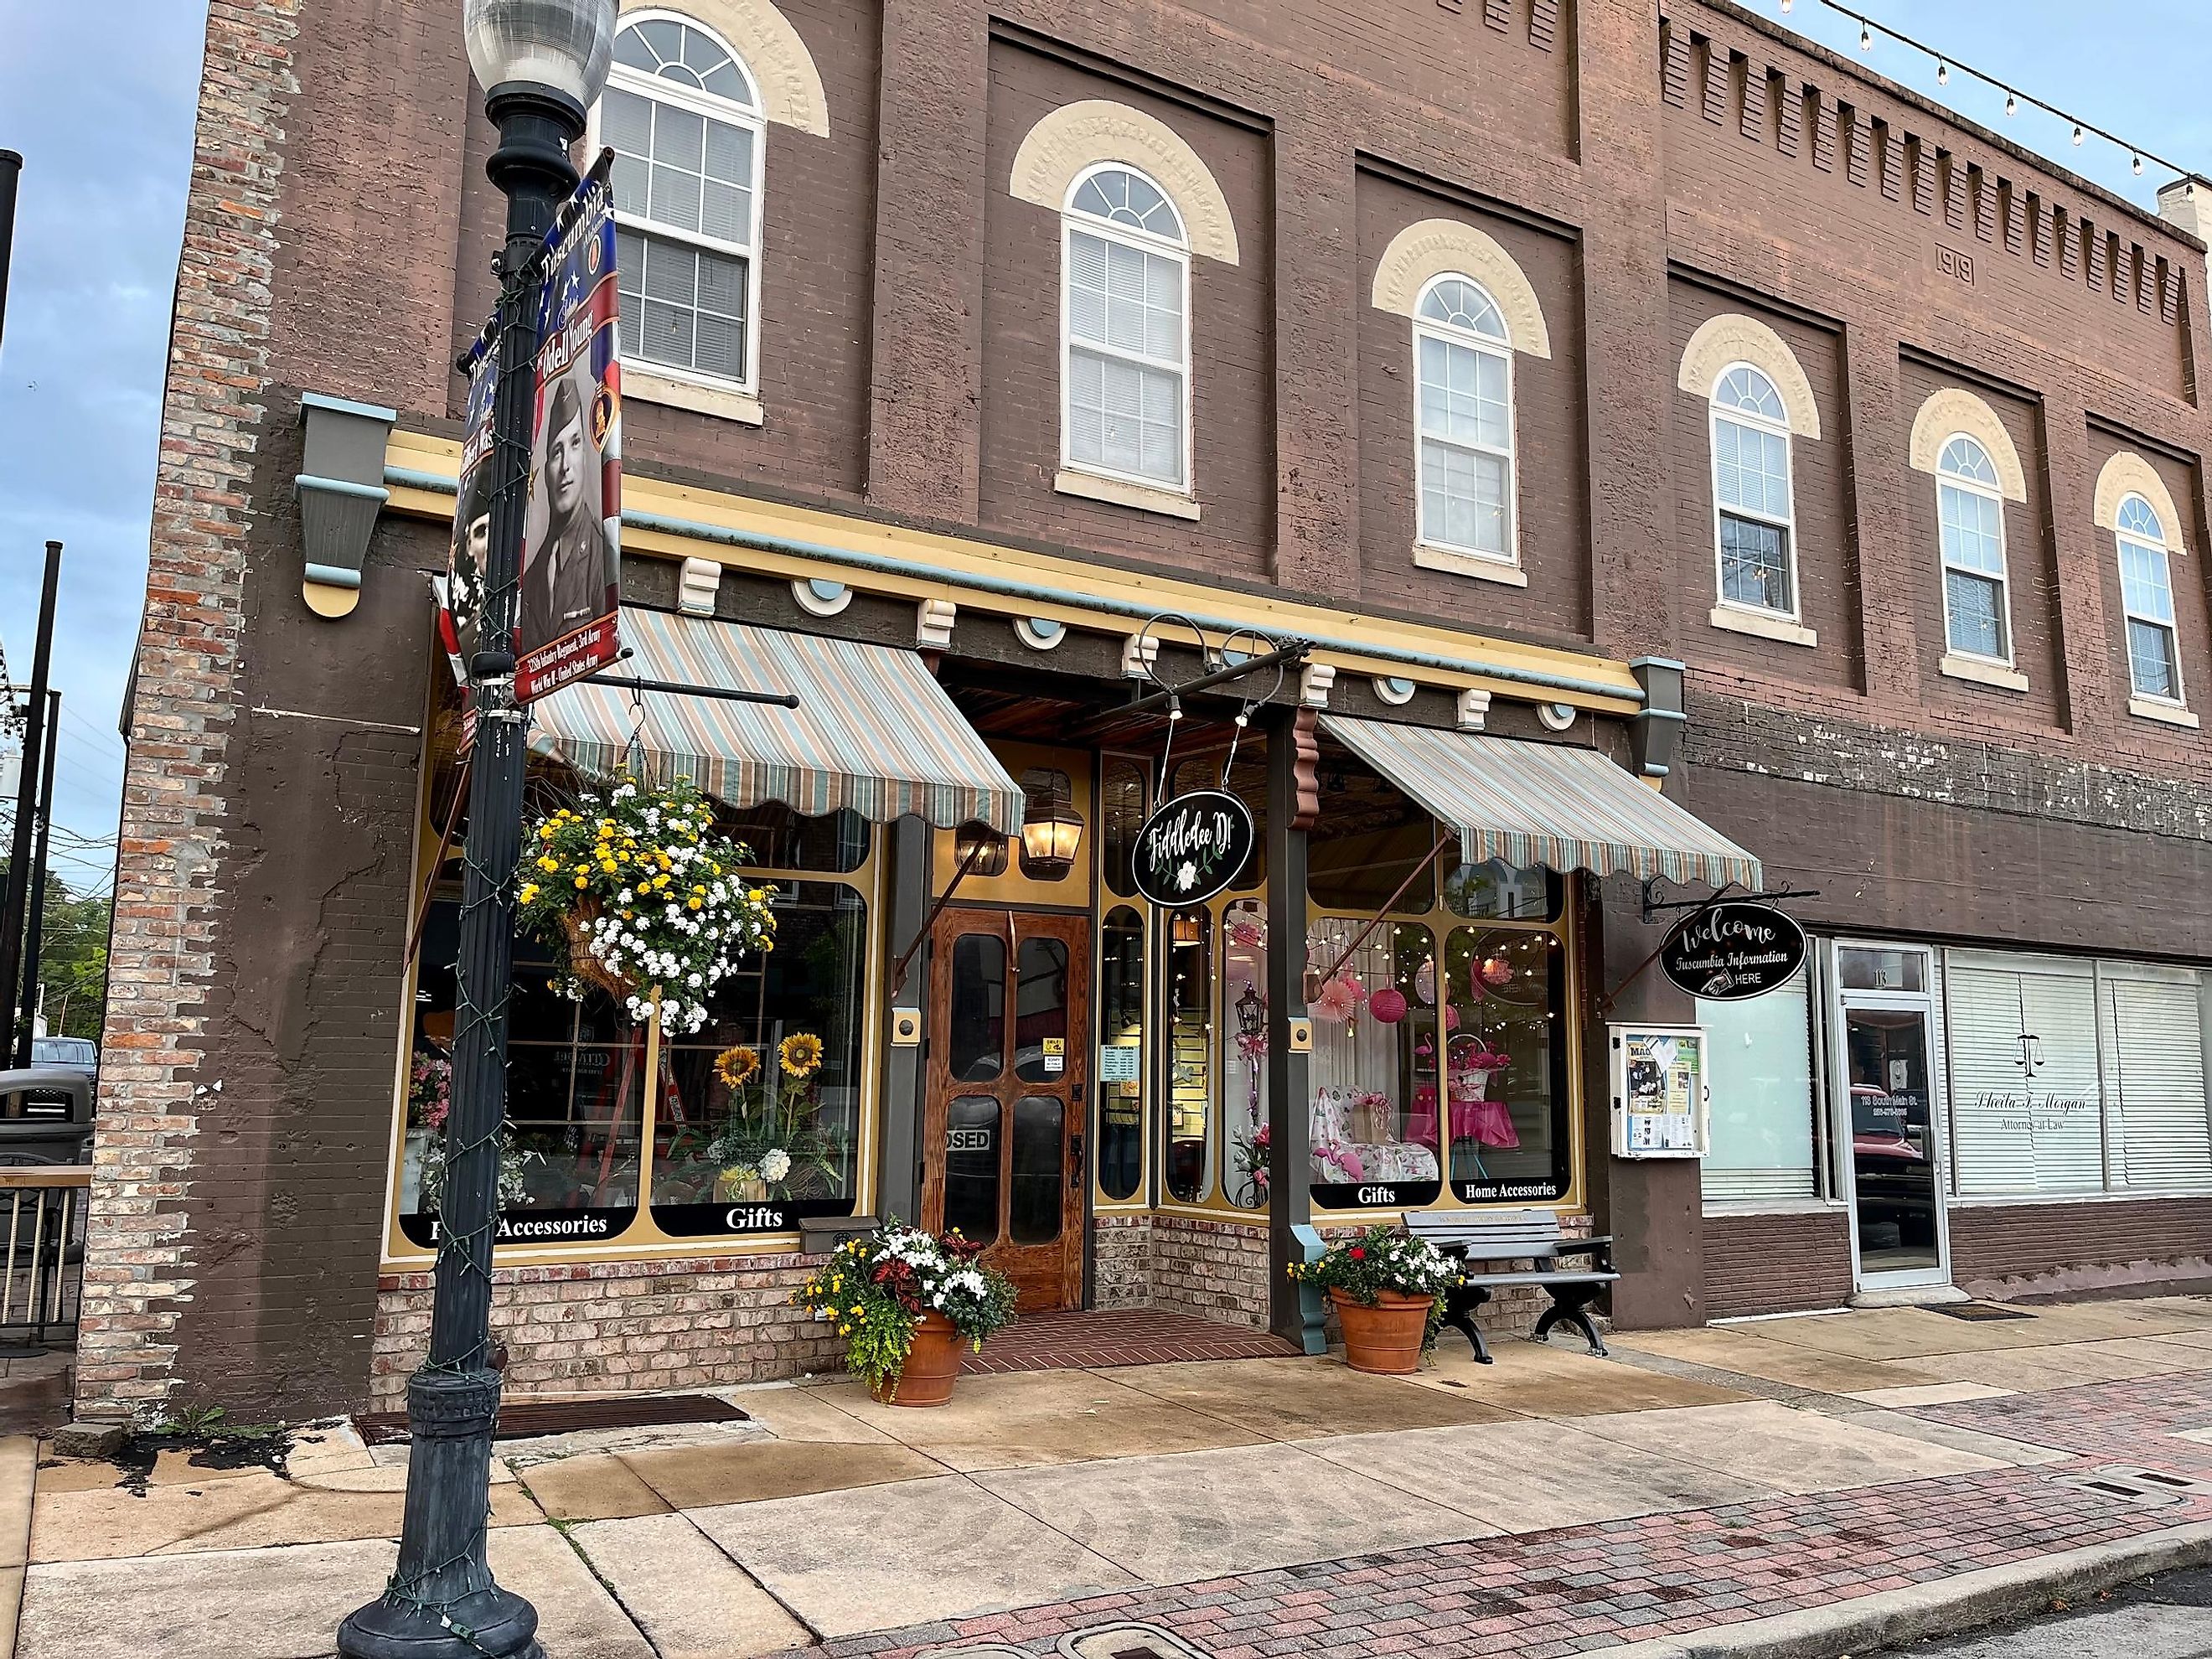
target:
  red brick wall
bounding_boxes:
[1949,1196,2212,1300]
[1704,1209,1855,1318]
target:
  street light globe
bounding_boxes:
[463,0,618,106]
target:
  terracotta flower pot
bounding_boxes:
[1330,1287,1434,1375]
[871,1310,964,1407]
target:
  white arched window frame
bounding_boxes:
[1412,274,1518,566]
[1936,435,2014,666]
[1708,364,1801,621]
[1060,163,1192,494]
[2116,494,2186,708]
[596,12,767,395]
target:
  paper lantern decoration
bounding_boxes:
[1442,1002,1460,1031]
[1414,959,1436,1006]
[1480,954,1513,988]
[1369,987,1408,1025]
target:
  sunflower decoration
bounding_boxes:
[779,1031,825,1078]
[714,1044,762,1091]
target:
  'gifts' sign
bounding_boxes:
[1133,789,1254,907]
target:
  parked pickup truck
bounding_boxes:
[0,1067,94,1165]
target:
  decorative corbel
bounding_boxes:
[1299,662,1336,708]
[1629,657,1687,778]
[1456,688,1491,731]
[1120,633,1160,678]
[917,598,957,650]
[297,393,397,618]
[678,556,721,616]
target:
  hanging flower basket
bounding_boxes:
[517,776,778,1032]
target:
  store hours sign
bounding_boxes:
[1133,789,1255,907]
[1659,901,1806,1001]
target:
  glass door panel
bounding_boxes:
[1843,1003,1942,1276]
[944,1095,1002,1245]
[1010,1097,1066,1244]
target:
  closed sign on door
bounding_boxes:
[948,1126,993,1151]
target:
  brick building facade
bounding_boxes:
[82,0,2212,1423]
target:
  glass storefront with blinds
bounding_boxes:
[1945,949,2212,1197]
[1698,971,1818,1205]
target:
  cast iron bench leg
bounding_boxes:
[1443,1282,1491,1362]
[1532,1284,1608,1357]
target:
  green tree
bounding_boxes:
[0,860,111,1042]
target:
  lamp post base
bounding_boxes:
[335,1589,544,1659]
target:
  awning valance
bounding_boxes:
[1318,716,1761,890]
[530,607,1023,834]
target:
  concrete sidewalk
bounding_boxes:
[11,1294,2212,1659]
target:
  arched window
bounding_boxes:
[1062,164,1190,492]
[2116,494,2184,705]
[602,13,764,390]
[1414,275,1517,562]
[1936,435,2013,664]
[1709,364,1799,618]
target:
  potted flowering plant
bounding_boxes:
[1289,1225,1463,1374]
[676,1033,840,1202]
[794,1221,1018,1406]
[517,776,779,1034]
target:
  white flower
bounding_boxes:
[759,1148,792,1181]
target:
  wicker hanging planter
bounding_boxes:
[560,903,640,1004]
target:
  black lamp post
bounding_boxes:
[338,4,614,1656]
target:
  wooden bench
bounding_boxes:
[1403,1208,1619,1363]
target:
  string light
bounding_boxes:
[1782,1,2188,187]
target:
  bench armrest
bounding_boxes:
[1550,1235,1615,1268]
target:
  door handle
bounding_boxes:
[1068,1132,1085,1190]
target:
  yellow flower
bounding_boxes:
[850,1306,864,1316]
[714,1045,761,1089]
[538,856,557,872]
[779,1032,824,1078]
[538,825,554,841]
[689,898,703,911]
[747,887,765,902]
[519,883,540,904]
[573,876,588,889]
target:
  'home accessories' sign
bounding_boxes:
[1659,901,1806,1001]
[1133,789,1255,907]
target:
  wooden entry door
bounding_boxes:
[923,907,1089,1311]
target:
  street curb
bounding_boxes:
[1589,1520,2212,1659]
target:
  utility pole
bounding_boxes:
[0,149,19,356]
[15,690,59,1064]
[0,542,59,1065]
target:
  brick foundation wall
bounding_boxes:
[370,1252,845,1407]
[1949,1196,2212,1301]
[1147,1214,1273,1331]
[1091,1212,1152,1310]
[1703,1209,1856,1319]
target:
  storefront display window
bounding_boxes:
[1444,859,1559,923]
[721,804,871,874]
[1439,924,1568,1202]
[1699,971,1818,1205]
[1305,918,1442,1209]
[1100,758,1147,900]
[649,879,867,1235]
[1307,768,1437,913]
[1098,905,1146,1202]
[1219,899,1269,1208]
[401,901,643,1248]
[1165,907,1212,1202]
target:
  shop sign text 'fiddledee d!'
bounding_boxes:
[1133,789,1255,907]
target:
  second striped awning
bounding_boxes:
[530,607,1023,834]
[1318,716,1761,890]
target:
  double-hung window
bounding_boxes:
[2117,494,2184,705]
[1710,366,1799,617]
[602,15,764,392]
[1937,436,2013,664]
[1062,165,1190,492]
[1414,276,1517,561]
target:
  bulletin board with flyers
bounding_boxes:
[1609,1023,1709,1159]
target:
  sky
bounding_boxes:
[0,0,2209,901]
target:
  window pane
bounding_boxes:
[641,237,695,306]
[1939,483,2005,577]
[2130,618,2179,700]
[1719,514,1791,612]
[649,881,866,1235]
[1945,570,2007,659]
[1306,921,1444,1209]
[1443,860,1558,922]
[653,102,705,171]
[700,179,752,247]
[639,300,695,368]
[1013,936,1070,1083]
[650,161,703,233]
[1165,908,1212,1202]
[1010,1097,1065,1244]
[1098,906,1146,1202]
[1067,349,1182,485]
[604,87,653,165]
[1700,973,1817,1204]
[944,1096,1001,1246]
[1101,760,1146,899]
[399,902,640,1248]
[948,934,1005,1082]
[1837,948,1924,992]
[2106,972,2212,1190]
[718,803,870,873]
[1220,899,1269,1211]
[2121,540,2176,624]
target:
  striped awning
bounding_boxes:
[530,607,1022,833]
[1318,716,1761,890]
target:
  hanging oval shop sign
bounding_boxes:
[1134,789,1256,907]
[1660,901,1807,1000]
